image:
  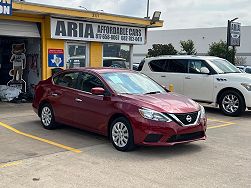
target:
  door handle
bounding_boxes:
[75,98,83,102]
[161,75,166,78]
[185,76,191,80]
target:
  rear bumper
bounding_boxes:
[132,116,207,146]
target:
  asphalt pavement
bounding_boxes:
[0,103,250,188]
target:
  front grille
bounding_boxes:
[167,131,205,143]
[169,111,199,126]
[144,134,163,143]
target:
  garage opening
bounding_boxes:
[0,20,41,102]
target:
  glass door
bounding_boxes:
[66,42,89,69]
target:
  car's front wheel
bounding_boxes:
[110,117,135,152]
[40,103,57,129]
[219,90,245,116]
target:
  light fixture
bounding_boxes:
[79,6,88,10]
[150,11,161,24]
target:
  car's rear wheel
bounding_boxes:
[110,117,135,152]
[40,103,57,129]
[219,90,245,116]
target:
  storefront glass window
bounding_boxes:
[103,43,130,69]
[66,43,88,69]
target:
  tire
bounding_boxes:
[219,90,246,116]
[39,103,57,130]
[110,117,135,152]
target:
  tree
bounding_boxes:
[208,40,235,64]
[235,56,247,66]
[147,44,177,57]
[180,40,197,55]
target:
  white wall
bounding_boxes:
[133,26,251,65]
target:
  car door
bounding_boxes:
[50,71,81,125]
[72,72,113,133]
[183,60,214,102]
[146,59,187,94]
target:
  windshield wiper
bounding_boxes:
[144,91,161,95]
[221,71,240,74]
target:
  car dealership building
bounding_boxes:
[0,1,162,95]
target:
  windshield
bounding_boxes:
[209,59,241,74]
[101,72,166,95]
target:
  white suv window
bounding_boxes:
[149,60,167,72]
[149,59,188,73]
[167,59,188,73]
[188,60,210,74]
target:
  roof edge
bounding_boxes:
[13,1,163,28]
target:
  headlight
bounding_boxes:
[241,83,251,91]
[139,108,172,122]
[200,105,206,119]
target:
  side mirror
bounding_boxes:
[91,87,105,95]
[201,67,210,74]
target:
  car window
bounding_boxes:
[102,72,166,94]
[245,68,251,74]
[149,60,167,72]
[103,59,127,68]
[188,60,210,74]
[54,72,79,89]
[167,59,188,73]
[209,59,240,74]
[77,73,105,93]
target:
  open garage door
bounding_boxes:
[0,20,40,38]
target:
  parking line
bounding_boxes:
[0,161,22,169]
[0,121,81,153]
[207,118,236,129]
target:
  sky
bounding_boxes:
[26,0,251,30]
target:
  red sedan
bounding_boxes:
[33,68,207,151]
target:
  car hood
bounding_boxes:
[121,92,200,114]
[217,73,251,82]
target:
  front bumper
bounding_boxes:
[132,116,207,146]
[244,91,251,108]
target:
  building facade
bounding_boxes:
[0,1,162,95]
[133,26,251,65]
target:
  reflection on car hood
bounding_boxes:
[121,93,200,114]
[217,73,251,82]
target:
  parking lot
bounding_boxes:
[0,103,250,188]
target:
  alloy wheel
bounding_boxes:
[222,94,239,114]
[41,106,52,127]
[112,122,129,148]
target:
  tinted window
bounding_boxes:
[54,72,79,89]
[167,59,188,73]
[149,60,167,72]
[245,68,251,74]
[188,60,210,74]
[77,73,105,93]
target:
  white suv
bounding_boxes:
[139,55,251,116]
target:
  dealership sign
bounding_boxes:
[0,0,12,15]
[51,17,146,45]
[227,22,241,46]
